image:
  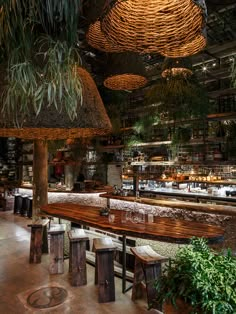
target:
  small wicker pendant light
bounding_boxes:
[161,57,193,78]
[0,67,112,139]
[86,20,124,52]
[103,53,148,90]
[101,0,207,57]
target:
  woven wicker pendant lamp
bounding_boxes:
[103,53,148,90]
[101,0,207,57]
[86,20,124,52]
[161,57,193,78]
[0,67,112,139]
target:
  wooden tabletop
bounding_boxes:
[41,203,224,244]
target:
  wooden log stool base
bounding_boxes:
[68,229,89,286]
[48,224,66,274]
[28,218,50,263]
[93,237,117,303]
[130,245,168,310]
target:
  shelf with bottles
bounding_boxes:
[123,161,236,183]
[0,137,21,183]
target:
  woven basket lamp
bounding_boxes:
[86,20,124,52]
[0,67,112,139]
[103,53,148,90]
[161,57,193,78]
[101,0,207,57]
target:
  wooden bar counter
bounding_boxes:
[41,202,224,293]
[41,203,224,244]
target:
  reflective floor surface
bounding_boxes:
[0,210,159,314]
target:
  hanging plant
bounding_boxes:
[146,74,209,122]
[1,36,83,123]
[0,0,83,121]
[133,114,160,138]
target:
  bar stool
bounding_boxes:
[28,218,50,263]
[130,245,168,310]
[21,195,29,216]
[68,229,89,286]
[48,224,66,274]
[93,237,117,303]
[14,194,22,214]
[27,196,33,218]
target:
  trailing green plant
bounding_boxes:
[146,74,209,122]
[133,114,160,136]
[1,36,83,122]
[171,126,192,146]
[0,0,83,121]
[0,0,82,50]
[155,237,236,314]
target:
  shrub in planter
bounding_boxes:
[154,237,236,314]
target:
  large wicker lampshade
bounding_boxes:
[101,0,207,57]
[161,57,193,78]
[0,67,112,139]
[86,20,124,52]
[103,53,148,90]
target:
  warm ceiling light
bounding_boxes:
[103,53,148,91]
[161,57,193,78]
[101,0,207,57]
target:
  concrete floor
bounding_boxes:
[0,210,158,314]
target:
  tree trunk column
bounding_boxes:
[33,140,48,218]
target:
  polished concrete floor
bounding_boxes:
[0,210,158,314]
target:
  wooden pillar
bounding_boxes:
[33,140,48,218]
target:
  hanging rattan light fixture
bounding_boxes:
[86,20,124,52]
[103,53,148,90]
[101,0,207,57]
[0,67,112,139]
[161,57,193,78]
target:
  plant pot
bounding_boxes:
[163,298,193,314]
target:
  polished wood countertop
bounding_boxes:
[100,193,236,217]
[41,203,224,244]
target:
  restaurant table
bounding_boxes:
[41,203,224,293]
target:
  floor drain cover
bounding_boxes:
[27,286,68,309]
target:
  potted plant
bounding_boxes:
[154,237,236,314]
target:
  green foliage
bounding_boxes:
[1,36,83,122]
[155,237,236,313]
[0,0,83,120]
[133,114,160,135]
[124,134,143,148]
[0,0,81,50]
[146,75,209,121]
[171,126,192,145]
[124,114,160,148]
